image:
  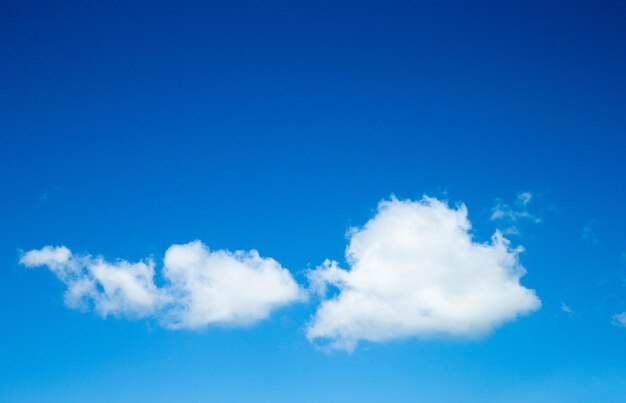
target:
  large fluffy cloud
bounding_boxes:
[307,197,541,351]
[20,241,305,328]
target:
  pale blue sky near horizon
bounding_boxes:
[2,1,626,402]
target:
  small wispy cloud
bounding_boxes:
[560,302,573,315]
[611,312,626,327]
[581,220,599,246]
[491,191,541,234]
[37,186,62,202]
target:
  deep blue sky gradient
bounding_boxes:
[2,1,626,401]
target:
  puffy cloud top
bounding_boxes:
[307,197,541,351]
[162,241,305,328]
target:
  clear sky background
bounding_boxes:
[1,1,626,402]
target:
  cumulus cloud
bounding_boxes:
[491,192,541,234]
[20,241,305,328]
[161,241,306,328]
[307,196,541,351]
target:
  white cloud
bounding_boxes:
[20,241,305,328]
[307,196,541,351]
[21,247,168,317]
[612,312,626,327]
[518,191,533,206]
[161,241,306,328]
[561,303,573,314]
[20,245,73,270]
[491,192,540,234]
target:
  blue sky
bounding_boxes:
[2,0,626,401]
